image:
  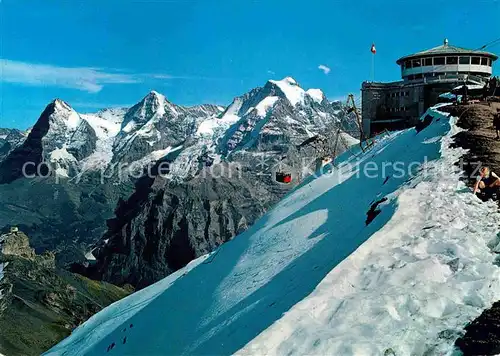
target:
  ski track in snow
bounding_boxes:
[46,106,500,356]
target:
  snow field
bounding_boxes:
[239,112,500,355]
[45,105,487,356]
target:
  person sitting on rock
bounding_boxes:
[495,109,500,139]
[473,166,500,200]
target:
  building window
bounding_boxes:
[434,57,445,65]
[405,60,412,69]
[405,91,409,97]
[446,57,458,65]
[481,57,488,66]
[459,56,470,65]
[412,59,422,67]
[424,58,432,66]
[471,57,480,65]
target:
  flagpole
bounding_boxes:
[370,43,376,82]
[372,53,375,82]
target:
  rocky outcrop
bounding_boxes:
[445,102,500,178]
[84,161,279,288]
[0,231,35,259]
[455,300,500,355]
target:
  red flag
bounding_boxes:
[371,43,376,54]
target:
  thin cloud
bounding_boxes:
[328,96,345,103]
[0,59,139,93]
[318,64,331,75]
[152,74,226,81]
[0,59,231,93]
[267,70,276,75]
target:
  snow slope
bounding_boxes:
[240,111,500,355]
[46,106,500,356]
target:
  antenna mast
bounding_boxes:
[345,93,367,149]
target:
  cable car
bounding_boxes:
[276,171,292,184]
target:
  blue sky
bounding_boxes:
[1,0,499,129]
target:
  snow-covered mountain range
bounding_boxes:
[1,77,355,184]
[0,77,356,275]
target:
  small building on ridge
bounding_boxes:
[361,39,498,137]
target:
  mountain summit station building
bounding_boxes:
[361,39,498,137]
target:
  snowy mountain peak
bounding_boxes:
[142,90,167,110]
[268,77,305,106]
[306,88,325,104]
[53,98,72,110]
[51,99,81,129]
[282,76,298,85]
[120,91,168,133]
[145,90,165,102]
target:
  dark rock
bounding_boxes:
[0,102,53,184]
[415,114,433,133]
[85,164,271,289]
[456,301,500,355]
[366,197,388,226]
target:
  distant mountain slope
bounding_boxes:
[0,128,26,162]
[0,95,222,260]
[0,230,130,356]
